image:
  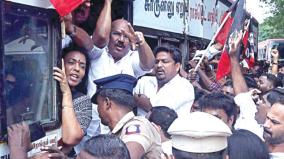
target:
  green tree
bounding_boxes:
[259,0,284,41]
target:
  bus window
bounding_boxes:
[258,39,284,63]
[272,42,284,62]
[2,3,58,129]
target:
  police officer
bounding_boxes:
[91,74,161,159]
[168,112,232,159]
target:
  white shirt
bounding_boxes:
[87,45,148,98]
[162,140,172,155]
[270,153,284,159]
[86,45,150,136]
[61,35,72,49]
[234,92,264,140]
[134,75,195,117]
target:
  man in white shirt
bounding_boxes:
[85,0,155,139]
[61,0,155,153]
[235,90,284,158]
[233,90,264,139]
[134,44,194,117]
[263,101,284,159]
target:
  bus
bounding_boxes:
[0,0,61,157]
[258,39,284,63]
[0,0,260,157]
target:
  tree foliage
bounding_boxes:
[259,0,284,41]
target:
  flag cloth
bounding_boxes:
[215,0,240,45]
[215,12,233,45]
[216,50,231,80]
[50,0,84,17]
[216,0,246,80]
[246,19,255,68]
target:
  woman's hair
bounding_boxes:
[62,45,90,94]
[228,129,269,159]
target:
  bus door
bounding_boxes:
[0,1,61,157]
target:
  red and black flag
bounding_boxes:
[243,18,256,68]
[215,0,247,80]
[50,0,84,16]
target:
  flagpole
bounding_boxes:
[194,12,232,72]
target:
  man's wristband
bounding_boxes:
[272,62,278,65]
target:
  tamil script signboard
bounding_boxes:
[133,0,229,40]
[134,0,187,34]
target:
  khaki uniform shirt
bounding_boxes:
[112,112,162,159]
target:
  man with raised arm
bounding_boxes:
[85,0,155,136]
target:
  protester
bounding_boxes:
[53,46,92,147]
[255,88,284,124]
[85,1,155,137]
[69,0,91,25]
[76,134,130,159]
[8,123,30,159]
[251,61,265,79]
[221,79,235,96]
[8,1,284,159]
[134,44,194,117]
[184,41,199,71]
[257,73,278,94]
[7,122,130,159]
[225,31,263,139]
[87,18,155,95]
[199,92,237,129]
[227,129,270,159]
[271,49,279,75]
[147,106,178,155]
[263,101,284,159]
[190,87,207,112]
[188,57,222,92]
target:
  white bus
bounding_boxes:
[0,0,62,158]
[258,39,284,63]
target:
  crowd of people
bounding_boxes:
[7,0,284,159]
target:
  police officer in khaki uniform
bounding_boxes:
[91,74,162,159]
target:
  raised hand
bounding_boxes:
[53,59,71,95]
[228,30,243,57]
[61,13,72,25]
[271,49,279,60]
[61,13,76,36]
[122,23,145,51]
[8,122,32,153]
[188,60,197,69]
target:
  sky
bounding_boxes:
[246,0,271,23]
